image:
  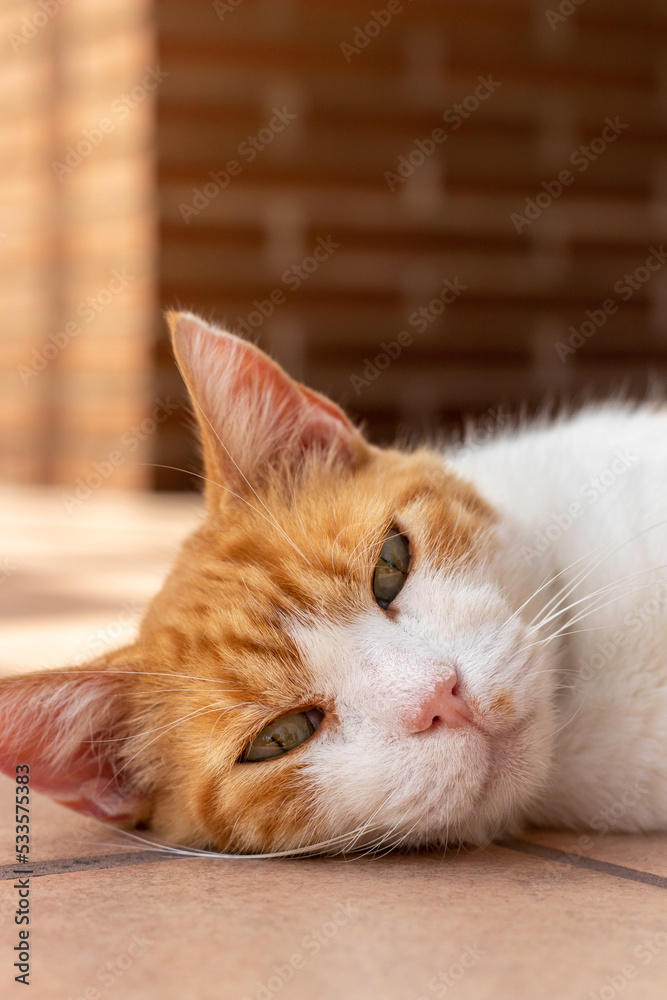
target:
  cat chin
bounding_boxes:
[468,725,555,845]
[276,707,554,855]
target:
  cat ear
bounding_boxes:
[167,311,369,490]
[0,663,149,824]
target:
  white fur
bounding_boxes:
[290,405,667,846]
[454,405,667,834]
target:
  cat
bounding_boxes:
[1,311,666,856]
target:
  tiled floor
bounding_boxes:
[1,486,666,1000]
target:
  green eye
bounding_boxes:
[241,709,323,763]
[373,530,410,608]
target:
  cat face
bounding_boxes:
[0,314,557,855]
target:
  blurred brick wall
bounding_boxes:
[2,0,667,492]
[154,0,667,489]
[0,0,157,488]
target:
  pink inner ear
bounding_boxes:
[209,320,357,449]
[169,312,364,472]
[4,734,140,823]
[297,384,359,446]
[234,350,357,452]
[0,673,146,824]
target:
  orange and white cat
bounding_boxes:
[1,312,666,855]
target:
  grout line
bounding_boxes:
[0,850,193,880]
[498,837,667,890]
[3,839,666,884]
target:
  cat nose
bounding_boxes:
[404,675,474,733]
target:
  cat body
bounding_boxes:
[1,313,665,855]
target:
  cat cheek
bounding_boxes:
[179,759,318,854]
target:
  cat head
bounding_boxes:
[0,313,557,855]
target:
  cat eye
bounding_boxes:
[373,530,410,608]
[241,708,324,763]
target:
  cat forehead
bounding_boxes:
[199,451,492,604]
[205,446,492,559]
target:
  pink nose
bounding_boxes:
[404,675,473,733]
